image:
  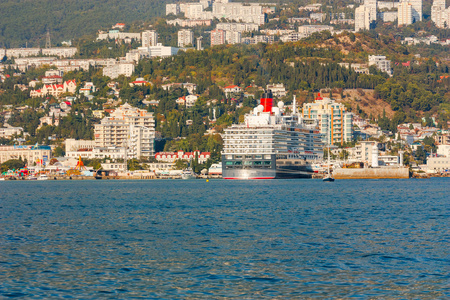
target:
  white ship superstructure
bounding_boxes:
[222,92,323,179]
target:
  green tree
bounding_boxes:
[1,159,25,173]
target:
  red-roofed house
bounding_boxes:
[155,150,211,163]
[30,80,77,98]
[129,79,151,87]
[113,23,126,29]
[223,85,242,96]
[176,95,198,108]
[60,101,72,110]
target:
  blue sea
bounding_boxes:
[0,179,449,299]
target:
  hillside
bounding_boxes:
[0,0,169,48]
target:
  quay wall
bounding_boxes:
[334,167,410,179]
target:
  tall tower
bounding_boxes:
[45,30,51,48]
[196,36,203,50]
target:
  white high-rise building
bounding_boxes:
[398,0,422,26]
[178,29,194,47]
[185,3,205,19]
[142,30,158,47]
[166,3,180,15]
[398,2,414,25]
[94,103,155,159]
[409,0,423,22]
[432,0,450,28]
[301,96,353,145]
[354,0,377,31]
[225,31,241,44]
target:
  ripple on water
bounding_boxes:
[0,179,448,299]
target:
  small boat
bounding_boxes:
[181,168,197,180]
[28,176,38,180]
[0,177,5,181]
[37,174,49,180]
[323,175,335,182]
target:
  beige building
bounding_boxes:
[66,146,127,160]
[142,30,158,47]
[427,156,450,172]
[65,139,96,153]
[432,0,450,28]
[355,0,377,31]
[178,29,194,47]
[0,145,52,165]
[301,96,353,145]
[94,104,155,159]
[0,126,23,138]
[398,1,414,25]
[103,63,135,79]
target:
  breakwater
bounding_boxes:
[334,167,410,179]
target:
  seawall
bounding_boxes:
[334,167,410,179]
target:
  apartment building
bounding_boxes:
[178,29,194,47]
[41,47,78,58]
[166,3,180,15]
[103,63,135,79]
[301,95,353,145]
[97,31,141,41]
[355,0,378,31]
[216,23,259,32]
[298,25,333,36]
[431,0,450,28]
[142,30,158,47]
[212,2,266,25]
[368,55,392,75]
[94,104,155,159]
[225,31,241,44]
[211,29,226,46]
[0,145,52,164]
[398,1,414,25]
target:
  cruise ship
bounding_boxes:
[222,91,324,179]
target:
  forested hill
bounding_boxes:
[0,0,169,48]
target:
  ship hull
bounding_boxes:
[222,155,313,180]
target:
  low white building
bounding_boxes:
[0,145,52,164]
[368,55,392,75]
[266,83,286,98]
[0,126,23,138]
[176,95,199,108]
[103,63,135,79]
[66,146,127,160]
[437,145,450,157]
[427,156,450,172]
[298,25,333,37]
[65,139,96,153]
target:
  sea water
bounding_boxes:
[0,179,448,299]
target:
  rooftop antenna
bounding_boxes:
[45,29,51,48]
